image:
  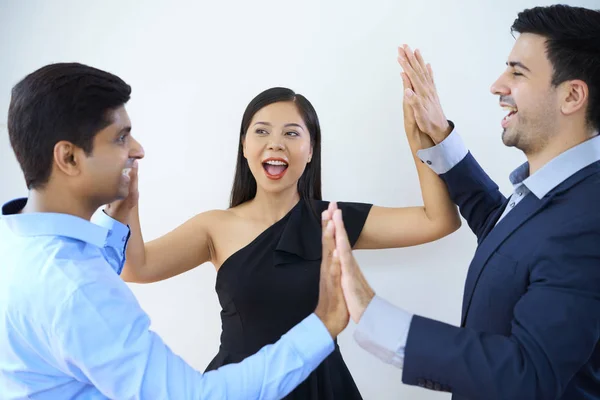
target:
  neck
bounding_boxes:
[526,124,593,175]
[250,186,301,224]
[22,185,98,221]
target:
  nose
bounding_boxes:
[490,72,510,96]
[267,138,285,151]
[129,136,145,160]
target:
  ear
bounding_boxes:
[53,141,83,178]
[307,143,313,163]
[561,79,588,117]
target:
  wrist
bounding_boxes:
[103,205,130,225]
[355,290,375,323]
[431,120,453,144]
[314,312,338,338]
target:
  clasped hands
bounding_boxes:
[314,202,376,338]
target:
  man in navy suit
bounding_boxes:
[326,4,600,399]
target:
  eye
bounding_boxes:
[512,72,523,77]
[117,134,128,143]
[255,129,268,135]
[286,131,299,137]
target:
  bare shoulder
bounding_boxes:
[204,203,273,269]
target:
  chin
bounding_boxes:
[114,186,129,201]
[502,129,517,147]
[258,179,297,195]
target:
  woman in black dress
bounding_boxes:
[117,58,460,399]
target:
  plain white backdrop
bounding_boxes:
[1,0,597,398]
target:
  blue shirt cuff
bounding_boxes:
[416,127,468,174]
[91,210,131,274]
[353,295,413,369]
[285,313,335,368]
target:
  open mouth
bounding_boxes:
[262,158,288,180]
[501,105,518,128]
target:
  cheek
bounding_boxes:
[244,142,264,166]
[85,153,125,179]
[291,141,311,161]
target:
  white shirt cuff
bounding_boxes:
[416,128,469,174]
[353,295,413,369]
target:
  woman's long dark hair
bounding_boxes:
[229,87,322,208]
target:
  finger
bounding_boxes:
[404,45,426,76]
[404,45,428,89]
[328,201,338,213]
[414,49,432,85]
[130,159,139,186]
[321,210,330,230]
[322,219,335,264]
[332,210,353,265]
[329,249,342,282]
[406,94,430,131]
[401,71,413,91]
[397,47,426,96]
[321,202,337,227]
[427,63,436,87]
[401,73,417,126]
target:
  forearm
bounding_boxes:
[403,316,557,398]
[57,280,335,400]
[416,128,506,240]
[119,206,149,282]
[407,131,461,237]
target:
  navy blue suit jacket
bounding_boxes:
[402,152,600,399]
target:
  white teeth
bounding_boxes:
[264,160,288,166]
[122,168,131,176]
[501,106,518,113]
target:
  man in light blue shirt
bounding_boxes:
[0,62,349,399]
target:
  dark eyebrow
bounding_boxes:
[116,126,131,136]
[253,122,304,130]
[284,123,304,130]
[507,61,531,72]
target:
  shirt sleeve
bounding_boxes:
[91,210,131,274]
[51,260,334,400]
[353,295,413,369]
[416,128,469,175]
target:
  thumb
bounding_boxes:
[130,160,139,185]
[401,74,417,126]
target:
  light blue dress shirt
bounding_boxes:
[353,129,600,369]
[0,198,334,399]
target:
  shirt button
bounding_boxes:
[426,160,432,165]
[122,237,127,242]
[510,202,515,208]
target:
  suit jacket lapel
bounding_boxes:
[460,161,600,326]
[478,198,509,245]
[460,194,547,325]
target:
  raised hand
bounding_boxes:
[397,45,452,144]
[314,205,350,338]
[105,160,139,225]
[331,209,375,324]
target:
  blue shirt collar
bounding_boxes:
[509,133,600,198]
[1,198,110,248]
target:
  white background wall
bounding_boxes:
[1,0,597,398]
